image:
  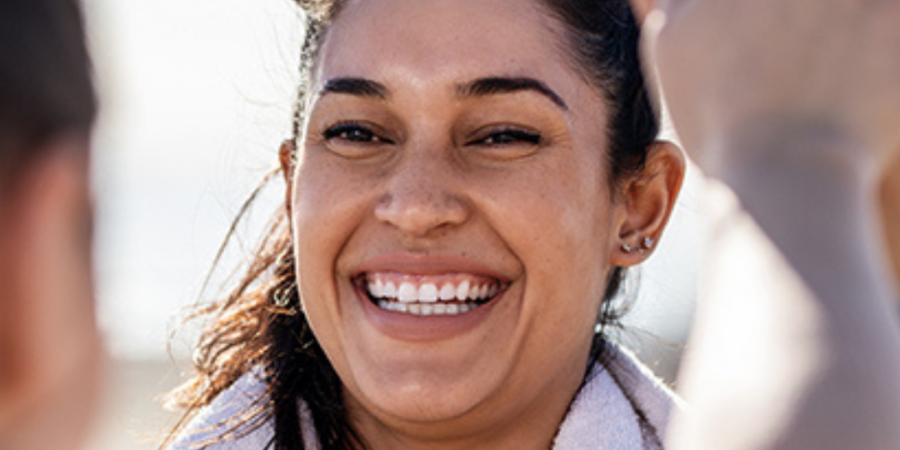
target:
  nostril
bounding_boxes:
[374,187,469,235]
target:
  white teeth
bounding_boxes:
[376,298,487,316]
[367,275,504,315]
[384,281,397,298]
[439,284,456,301]
[418,283,438,303]
[398,282,417,303]
[456,280,470,301]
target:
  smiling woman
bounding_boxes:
[164,0,684,449]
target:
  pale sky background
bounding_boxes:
[82,0,702,363]
[85,0,302,359]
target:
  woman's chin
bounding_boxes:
[346,363,506,430]
[334,285,520,428]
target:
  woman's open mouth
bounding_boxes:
[356,273,507,316]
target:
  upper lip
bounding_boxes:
[352,252,510,281]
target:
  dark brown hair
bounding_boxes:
[0,0,96,182]
[165,1,661,449]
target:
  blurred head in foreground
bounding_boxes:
[629,0,900,296]
[0,0,100,449]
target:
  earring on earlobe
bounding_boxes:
[623,237,654,254]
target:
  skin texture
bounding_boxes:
[0,139,101,450]
[279,0,684,448]
[631,0,900,449]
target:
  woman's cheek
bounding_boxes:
[294,160,361,239]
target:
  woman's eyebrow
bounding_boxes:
[318,77,568,111]
[320,77,389,99]
[457,77,569,111]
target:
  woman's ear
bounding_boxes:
[279,140,296,180]
[279,140,296,208]
[610,140,685,267]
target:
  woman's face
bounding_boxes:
[289,0,631,441]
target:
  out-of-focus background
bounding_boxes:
[81,1,703,448]
[84,0,301,447]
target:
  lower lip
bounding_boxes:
[356,285,500,342]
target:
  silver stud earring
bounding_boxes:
[622,243,633,253]
[642,237,655,250]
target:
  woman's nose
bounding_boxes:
[374,152,470,237]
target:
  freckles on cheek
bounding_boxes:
[292,163,340,234]
[292,184,344,337]
[291,170,338,270]
[291,168,367,278]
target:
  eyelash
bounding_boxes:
[321,123,542,149]
[322,122,393,144]
[470,128,542,146]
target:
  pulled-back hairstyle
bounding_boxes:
[0,0,96,182]
[165,1,661,449]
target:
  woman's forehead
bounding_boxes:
[314,0,571,90]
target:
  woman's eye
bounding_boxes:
[323,123,392,144]
[463,127,544,161]
[473,129,542,146]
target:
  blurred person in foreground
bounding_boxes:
[0,0,101,449]
[631,0,900,449]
